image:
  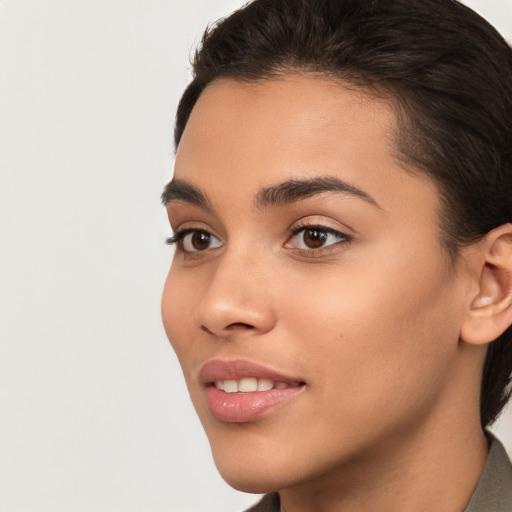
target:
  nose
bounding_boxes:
[193,251,277,339]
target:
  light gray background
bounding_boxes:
[1,1,511,511]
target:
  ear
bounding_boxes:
[460,223,512,346]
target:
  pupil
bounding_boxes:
[304,229,326,248]
[192,231,210,250]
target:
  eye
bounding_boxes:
[285,226,351,250]
[166,229,223,253]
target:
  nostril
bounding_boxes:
[200,323,254,336]
[226,322,255,330]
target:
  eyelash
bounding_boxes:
[287,222,352,253]
[165,230,191,246]
[165,223,352,255]
[165,228,210,247]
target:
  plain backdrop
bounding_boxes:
[0,1,511,511]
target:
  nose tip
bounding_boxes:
[194,284,277,339]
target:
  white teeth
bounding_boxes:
[223,380,238,393]
[257,378,273,391]
[213,378,294,393]
[238,377,258,392]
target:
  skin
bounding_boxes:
[162,76,491,512]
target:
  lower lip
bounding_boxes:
[205,385,305,423]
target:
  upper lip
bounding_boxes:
[199,359,304,386]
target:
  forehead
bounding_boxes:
[174,75,438,217]
[176,75,396,173]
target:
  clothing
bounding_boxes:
[245,434,512,512]
[465,433,512,512]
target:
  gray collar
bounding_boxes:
[463,433,512,512]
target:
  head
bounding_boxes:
[162,0,512,493]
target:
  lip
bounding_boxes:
[200,359,306,423]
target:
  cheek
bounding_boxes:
[161,265,197,360]
[162,266,210,415]
[281,250,461,411]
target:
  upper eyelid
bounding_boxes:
[287,225,352,244]
[291,220,338,231]
[290,225,351,238]
[166,207,221,238]
[288,217,354,236]
[167,225,213,237]
[170,222,219,237]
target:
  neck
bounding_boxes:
[278,417,488,512]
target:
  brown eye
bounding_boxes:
[302,229,327,248]
[191,232,211,250]
[285,225,351,252]
[180,230,223,253]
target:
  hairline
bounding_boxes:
[175,69,467,263]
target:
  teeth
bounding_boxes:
[257,378,273,391]
[214,378,295,393]
[223,380,238,393]
[238,377,258,392]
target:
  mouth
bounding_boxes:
[200,360,306,423]
[213,377,302,393]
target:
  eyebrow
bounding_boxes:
[161,176,379,210]
[256,176,380,209]
[161,179,210,209]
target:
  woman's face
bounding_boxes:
[162,76,471,493]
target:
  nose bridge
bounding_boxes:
[194,242,277,337]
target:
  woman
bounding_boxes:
[162,0,512,510]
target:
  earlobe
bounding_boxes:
[461,224,512,346]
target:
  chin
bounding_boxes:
[215,463,283,494]
[210,438,326,496]
[209,438,292,494]
[222,475,277,494]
